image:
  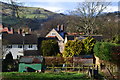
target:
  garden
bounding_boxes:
[2,72,90,80]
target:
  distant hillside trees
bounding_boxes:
[41,40,59,56]
[7,0,23,18]
[96,13,120,39]
[33,8,41,14]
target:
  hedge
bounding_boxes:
[93,42,120,63]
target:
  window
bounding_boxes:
[28,45,32,48]
[52,33,56,35]
[18,45,22,48]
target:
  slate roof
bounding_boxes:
[2,33,37,44]
[19,56,44,63]
[24,50,40,56]
[66,35,75,40]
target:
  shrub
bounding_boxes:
[94,42,119,62]
[82,36,96,54]
[2,52,16,72]
[41,40,59,56]
[111,35,120,44]
[63,40,83,57]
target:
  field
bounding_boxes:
[2,72,90,80]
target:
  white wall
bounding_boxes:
[58,41,65,53]
[0,33,2,40]
[24,45,37,50]
[3,44,38,59]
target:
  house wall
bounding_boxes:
[3,44,38,59]
[24,45,37,50]
[0,34,2,40]
[46,29,64,41]
[58,41,65,53]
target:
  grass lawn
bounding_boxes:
[2,72,90,80]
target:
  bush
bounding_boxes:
[63,40,83,57]
[82,36,96,54]
[94,42,119,62]
[41,40,59,56]
[2,52,18,72]
[111,35,120,44]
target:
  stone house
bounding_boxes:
[45,25,66,53]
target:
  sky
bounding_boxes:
[0,0,119,13]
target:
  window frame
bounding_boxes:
[28,45,33,48]
[18,45,22,48]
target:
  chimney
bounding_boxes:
[18,29,20,34]
[22,29,25,33]
[3,27,8,32]
[61,24,64,31]
[0,24,3,32]
[18,28,22,34]
[8,27,13,34]
[29,28,31,33]
[57,24,60,32]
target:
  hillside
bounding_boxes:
[0,1,64,30]
[1,1,119,38]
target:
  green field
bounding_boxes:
[2,72,90,80]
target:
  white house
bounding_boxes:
[2,33,38,59]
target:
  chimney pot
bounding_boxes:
[57,24,60,31]
[61,24,64,31]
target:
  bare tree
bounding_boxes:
[70,2,110,35]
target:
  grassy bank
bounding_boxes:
[2,72,90,80]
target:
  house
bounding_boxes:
[45,25,66,53]
[2,33,38,59]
